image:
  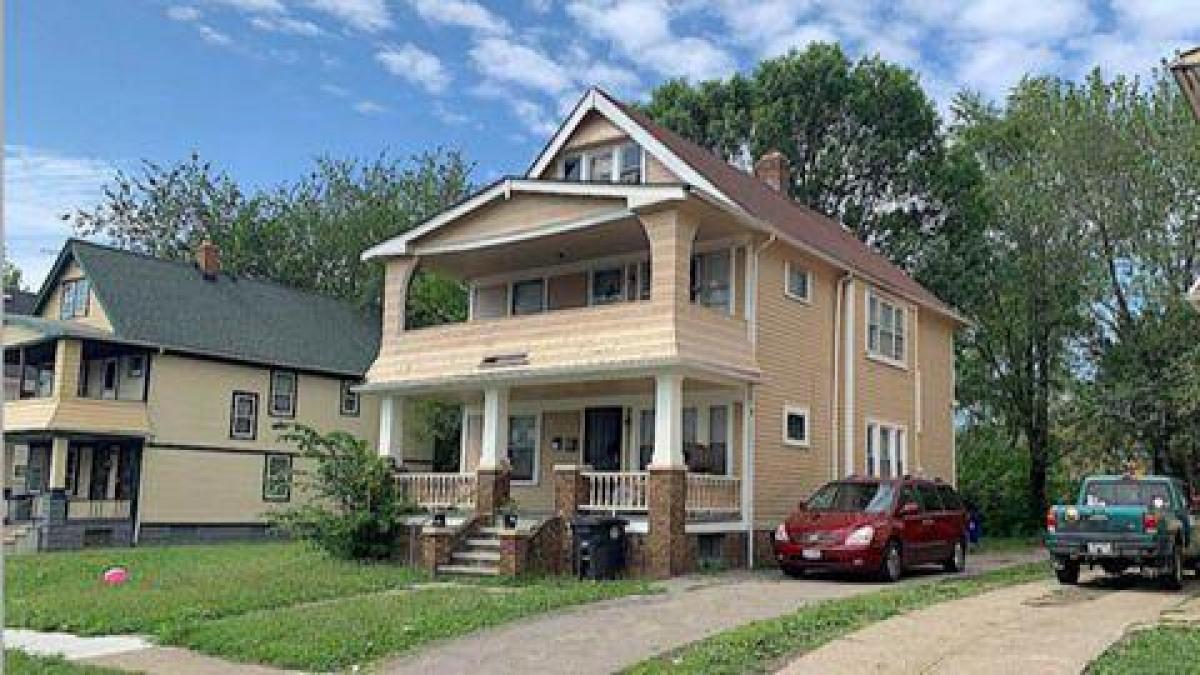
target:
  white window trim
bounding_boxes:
[269,370,298,417]
[864,418,908,478]
[782,404,811,447]
[865,289,908,369]
[230,391,258,441]
[508,277,549,316]
[587,264,627,306]
[784,261,812,304]
[507,411,541,486]
[634,399,735,476]
[559,142,645,184]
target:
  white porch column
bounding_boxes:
[48,436,70,490]
[479,385,509,470]
[650,371,685,468]
[377,395,404,463]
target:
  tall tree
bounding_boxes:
[3,261,25,292]
[643,43,944,267]
[72,150,473,325]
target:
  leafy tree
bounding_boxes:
[643,43,944,266]
[72,150,473,323]
[3,261,25,292]
[269,425,418,560]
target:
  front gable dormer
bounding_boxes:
[36,255,113,332]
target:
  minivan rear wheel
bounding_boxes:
[944,540,966,574]
[880,541,903,583]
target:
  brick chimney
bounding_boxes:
[753,150,789,193]
[197,240,220,280]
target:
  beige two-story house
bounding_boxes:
[3,240,381,551]
[364,88,964,578]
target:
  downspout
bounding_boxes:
[831,274,849,479]
[839,274,857,477]
[744,233,775,569]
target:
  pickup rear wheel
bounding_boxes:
[1055,559,1080,585]
[1162,543,1184,591]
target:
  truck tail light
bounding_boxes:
[1144,511,1159,534]
[1046,508,1057,534]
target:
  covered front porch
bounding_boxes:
[382,367,753,577]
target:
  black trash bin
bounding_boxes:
[571,515,628,580]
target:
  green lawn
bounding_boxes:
[975,536,1042,554]
[6,542,426,635]
[625,562,1050,674]
[166,578,653,671]
[1086,625,1200,674]
[4,650,129,675]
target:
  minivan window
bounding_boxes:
[917,484,944,511]
[937,485,963,510]
[806,482,896,513]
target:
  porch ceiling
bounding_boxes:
[418,214,648,281]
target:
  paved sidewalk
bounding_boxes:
[779,571,1186,675]
[6,629,154,660]
[379,549,1046,675]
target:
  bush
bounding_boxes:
[269,426,419,560]
[957,425,1074,537]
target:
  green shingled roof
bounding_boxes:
[33,240,380,377]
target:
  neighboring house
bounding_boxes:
[4,289,37,316]
[363,88,964,578]
[2,240,381,551]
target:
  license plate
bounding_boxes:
[1087,542,1113,555]
[802,548,822,560]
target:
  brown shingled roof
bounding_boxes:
[596,89,958,319]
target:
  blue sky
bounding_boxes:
[6,0,1199,287]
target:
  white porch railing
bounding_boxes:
[396,473,477,510]
[67,499,131,520]
[581,471,648,512]
[686,474,741,516]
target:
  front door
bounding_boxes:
[584,407,623,471]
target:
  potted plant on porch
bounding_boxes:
[498,497,520,530]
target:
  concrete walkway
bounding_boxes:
[378,549,1047,675]
[779,571,1189,675]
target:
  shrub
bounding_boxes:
[269,425,419,560]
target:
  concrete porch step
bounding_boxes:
[437,563,500,576]
[466,538,501,548]
[453,550,501,563]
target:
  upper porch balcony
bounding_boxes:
[364,181,762,393]
[4,331,152,437]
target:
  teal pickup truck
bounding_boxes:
[1044,474,1200,590]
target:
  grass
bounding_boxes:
[5,542,427,635]
[1086,625,1200,674]
[164,578,656,671]
[974,536,1042,554]
[626,562,1050,674]
[4,650,129,675]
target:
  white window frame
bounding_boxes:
[588,265,626,306]
[784,261,812,304]
[559,142,644,184]
[339,380,361,416]
[783,404,811,447]
[269,370,298,418]
[864,419,907,478]
[632,396,735,475]
[230,391,258,441]
[690,247,734,314]
[866,289,907,368]
[507,412,541,486]
[262,453,293,502]
[509,277,548,316]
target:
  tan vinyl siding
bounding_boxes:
[856,285,917,477]
[412,194,625,251]
[147,354,378,452]
[752,245,839,526]
[38,260,114,332]
[562,112,627,152]
[547,272,587,310]
[645,155,678,183]
[916,312,956,483]
[138,445,316,524]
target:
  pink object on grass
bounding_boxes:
[102,567,129,585]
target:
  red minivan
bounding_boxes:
[772,477,969,582]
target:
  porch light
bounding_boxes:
[1170,47,1200,121]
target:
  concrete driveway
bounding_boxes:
[780,570,1192,675]
[379,549,1046,675]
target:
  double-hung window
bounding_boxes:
[867,292,906,364]
[340,380,361,416]
[59,278,90,319]
[691,249,732,311]
[785,262,811,302]
[618,142,642,183]
[269,370,297,417]
[783,405,810,447]
[865,422,906,478]
[262,453,292,502]
[507,414,537,483]
[511,279,545,315]
[590,267,624,305]
[230,391,259,440]
[586,149,614,183]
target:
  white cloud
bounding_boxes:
[509,99,560,136]
[4,146,117,287]
[319,83,349,97]
[410,0,510,35]
[353,100,389,115]
[1107,0,1200,39]
[376,43,451,94]
[249,16,324,37]
[197,24,234,47]
[211,0,285,13]
[566,0,736,81]
[955,38,1062,98]
[165,5,202,22]
[470,37,572,93]
[433,102,471,126]
[303,0,391,32]
[956,0,1094,42]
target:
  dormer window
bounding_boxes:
[59,278,90,319]
[559,142,643,183]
